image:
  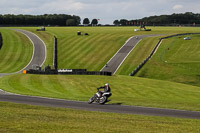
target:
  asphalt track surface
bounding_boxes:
[0,93,200,119]
[0,31,200,119]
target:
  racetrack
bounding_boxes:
[0,93,200,119]
[101,34,162,74]
[0,30,200,119]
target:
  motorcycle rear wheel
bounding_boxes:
[99,96,107,104]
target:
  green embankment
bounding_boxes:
[1,74,200,111]
[1,102,200,133]
[0,29,33,73]
[136,34,200,86]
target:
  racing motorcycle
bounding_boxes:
[88,88,112,104]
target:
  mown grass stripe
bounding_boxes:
[0,31,16,71]
[58,37,92,68]
[66,34,107,68]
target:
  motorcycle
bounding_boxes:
[88,89,112,104]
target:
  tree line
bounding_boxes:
[0,14,81,26]
[113,12,200,26]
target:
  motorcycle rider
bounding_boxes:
[97,83,111,97]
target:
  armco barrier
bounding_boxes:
[130,33,200,76]
[0,32,2,50]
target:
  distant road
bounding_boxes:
[101,34,162,74]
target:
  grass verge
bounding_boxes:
[1,102,200,133]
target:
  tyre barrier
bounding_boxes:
[130,33,200,76]
[25,69,112,76]
[53,36,57,70]
[0,32,2,50]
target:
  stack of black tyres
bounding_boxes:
[0,32,2,50]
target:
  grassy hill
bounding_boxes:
[0,29,33,73]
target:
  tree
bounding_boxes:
[91,19,98,26]
[73,15,81,26]
[113,20,119,26]
[66,19,76,26]
[83,18,90,26]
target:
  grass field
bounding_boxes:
[1,74,200,111]
[0,29,33,73]
[1,102,200,133]
[21,26,200,71]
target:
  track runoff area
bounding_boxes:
[0,30,200,119]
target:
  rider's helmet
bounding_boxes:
[105,83,109,86]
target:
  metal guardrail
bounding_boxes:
[130,33,200,76]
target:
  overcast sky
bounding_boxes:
[0,0,200,24]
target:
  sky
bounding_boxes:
[0,0,200,24]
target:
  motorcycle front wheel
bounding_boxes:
[88,96,95,104]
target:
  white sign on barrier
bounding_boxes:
[58,69,73,72]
